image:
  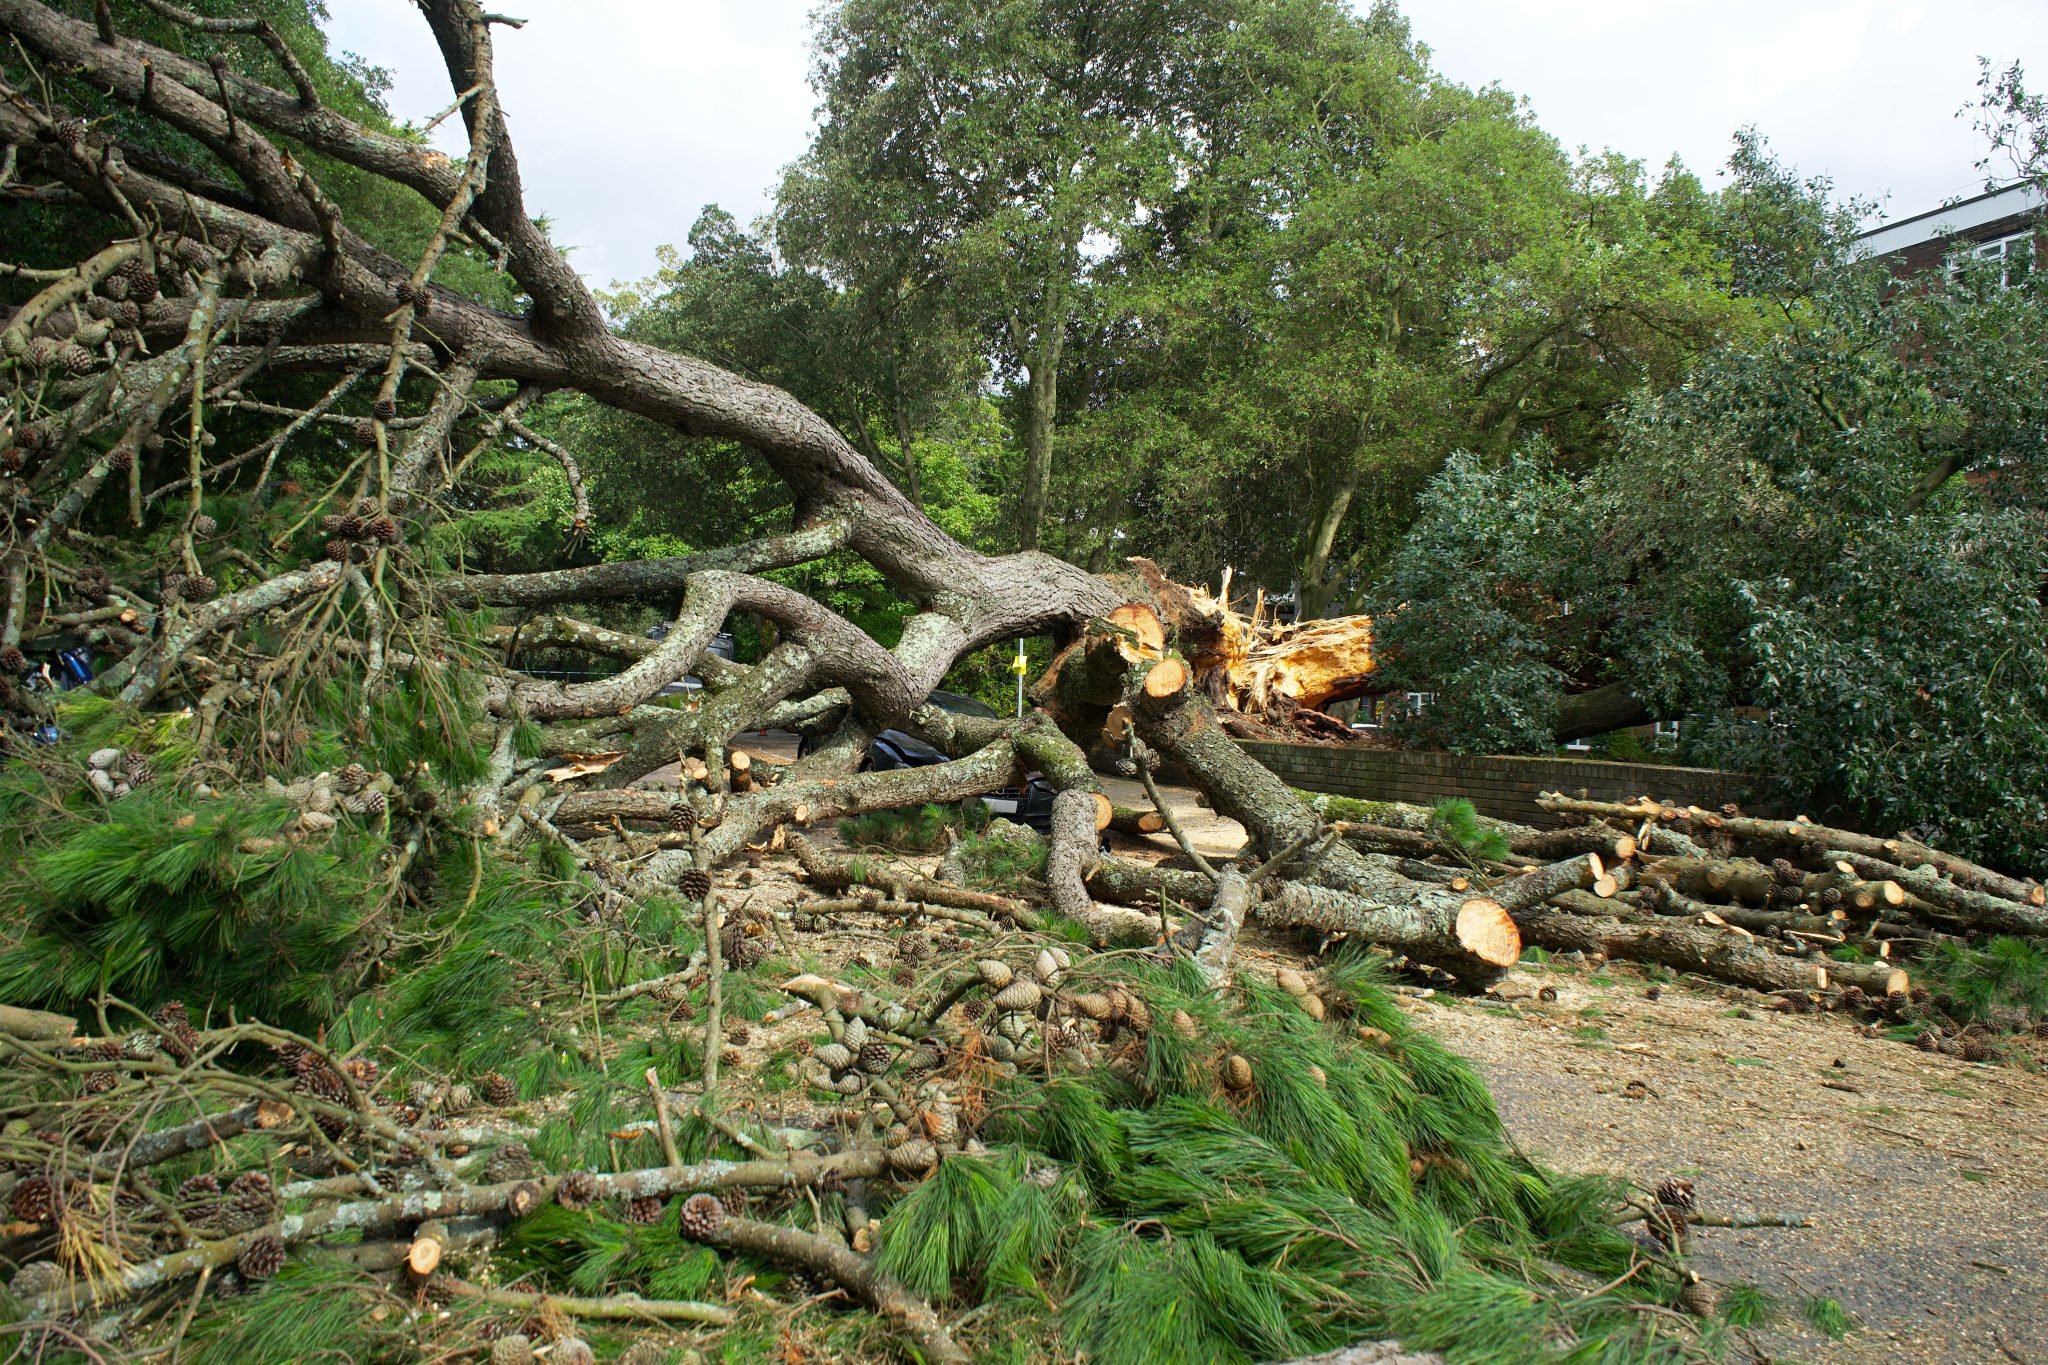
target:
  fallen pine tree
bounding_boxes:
[0,1,1821,1358]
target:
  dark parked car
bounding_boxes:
[804,689,1055,831]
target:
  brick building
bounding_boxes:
[1856,181,2044,283]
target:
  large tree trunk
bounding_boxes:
[1554,682,1653,742]
[0,0,1510,988]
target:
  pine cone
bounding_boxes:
[723,1021,750,1045]
[110,445,136,472]
[793,1038,813,1056]
[678,869,712,901]
[668,999,696,1022]
[2,446,25,473]
[9,1261,63,1300]
[1771,858,1798,885]
[102,272,131,301]
[348,789,388,816]
[1653,1177,1696,1211]
[192,513,217,536]
[857,1040,891,1075]
[552,1340,593,1365]
[323,538,352,563]
[719,1186,748,1216]
[481,1071,517,1106]
[678,1192,723,1241]
[113,299,142,327]
[216,1189,275,1233]
[365,515,400,543]
[184,575,217,602]
[116,258,159,299]
[622,1195,664,1225]
[490,1335,535,1365]
[373,397,397,421]
[483,1143,538,1184]
[161,573,191,602]
[1222,1054,1254,1091]
[357,497,379,518]
[667,805,693,831]
[961,998,985,1022]
[59,343,94,374]
[10,1173,57,1222]
[355,419,379,448]
[229,1171,273,1199]
[337,763,370,791]
[178,1173,222,1202]
[236,1233,285,1280]
[556,1171,598,1211]
[893,966,916,986]
[1959,1037,1994,1063]
[1836,985,1866,1010]
[393,281,417,306]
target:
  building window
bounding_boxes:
[1952,228,2036,288]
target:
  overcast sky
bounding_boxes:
[320,1,2047,291]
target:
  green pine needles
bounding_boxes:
[871,955,1752,1364]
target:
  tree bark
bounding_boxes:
[1553,682,1653,742]
[1512,907,1907,997]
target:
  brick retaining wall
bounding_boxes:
[1237,742,1784,828]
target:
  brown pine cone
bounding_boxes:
[668,1000,696,1022]
[178,1173,222,1202]
[792,1038,813,1056]
[229,1171,273,1199]
[667,805,694,832]
[60,343,94,374]
[109,446,136,472]
[857,1040,891,1075]
[10,1173,57,1222]
[1653,1176,1696,1211]
[622,1195,664,1225]
[893,966,916,986]
[719,1187,748,1217]
[678,869,712,901]
[237,1233,285,1280]
[355,419,378,448]
[323,538,352,563]
[961,998,985,1022]
[365,515,400,543]
[723,1021,750,1045]
[184,575,218,602]
[678,1192,723,1241]
[216,1189,275,1233]
[481,1071,517,1106]
[373,397,398,421]
[191,513,217,536]
[483,1143,538,1184]
[556,1171,598,1211]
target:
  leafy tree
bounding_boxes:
[1372,133,2048,869]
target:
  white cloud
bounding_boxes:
[321,0,816,289]
[319,0,2048,287]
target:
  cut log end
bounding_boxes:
[407,1221,447,1277]
[1142,657,1189,699]
[1613,833,1638,861]
[1455,897,1523,969]
[1106,603,1165,662]
[1089,791,1113,832]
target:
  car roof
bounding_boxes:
[927,688,998,718]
